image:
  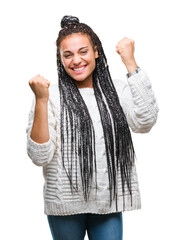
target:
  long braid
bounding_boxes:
[56,16,136,209]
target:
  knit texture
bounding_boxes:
[26,70,159,215]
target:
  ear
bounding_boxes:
[94,46,99,59]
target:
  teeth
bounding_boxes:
[73,66,85,71]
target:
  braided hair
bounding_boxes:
[56,15,136,210]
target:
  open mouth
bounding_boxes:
[71,65,87,74]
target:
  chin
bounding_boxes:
[71,75,88,82]
[73,78,86,82]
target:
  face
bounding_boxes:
[59,33,98,88]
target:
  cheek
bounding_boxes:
[88,54,96,67]
[91,61,96,70]
[91,57,96,69]
[61,58,69,69]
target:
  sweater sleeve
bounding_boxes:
[117,69,159,133]
[26,96,57,166]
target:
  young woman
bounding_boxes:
[26,15,159,240]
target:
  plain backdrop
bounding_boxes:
[0,0,185,239]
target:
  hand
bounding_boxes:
[29,74,50,101]
[116,37,137,72]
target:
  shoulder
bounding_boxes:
[48,82,60,109]
[49,82,59,100]
[113,78,127,88]
[49,82,58,94]
[112,78,128,97]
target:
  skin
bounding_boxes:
[116,37,138,72]
[59,34,137,88]
[28,33,138,143]
[59,33,99,88]
[29,75,50,143]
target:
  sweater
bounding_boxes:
[26,69,159,216]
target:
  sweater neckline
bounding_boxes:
[78,87,94,95]
[78,87,93,90]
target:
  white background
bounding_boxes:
[0,0,185,239]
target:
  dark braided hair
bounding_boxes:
[56,15,136,210]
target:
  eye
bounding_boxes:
[80,50,88,55]
[64,54,71,59]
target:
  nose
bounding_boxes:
[72,54,81,65]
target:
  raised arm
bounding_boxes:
[118,70,159,133]
[115,37,159,133]
[29,99,50,144]
[26,75,56,166]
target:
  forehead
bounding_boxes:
[60,33,92,51]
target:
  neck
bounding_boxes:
[73,76,93,89]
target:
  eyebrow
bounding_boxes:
[63,46,89,54]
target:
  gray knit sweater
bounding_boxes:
[26,69,159,216]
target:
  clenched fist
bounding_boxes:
[116,37,137,72]
[29,74,50,101]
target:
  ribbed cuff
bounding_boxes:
[27,133,51,148]
[27,132,54,166]
[126,66,141,78]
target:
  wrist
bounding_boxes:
[36,98,48,104]
[126,66,141,78]
[124,60,138,73]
